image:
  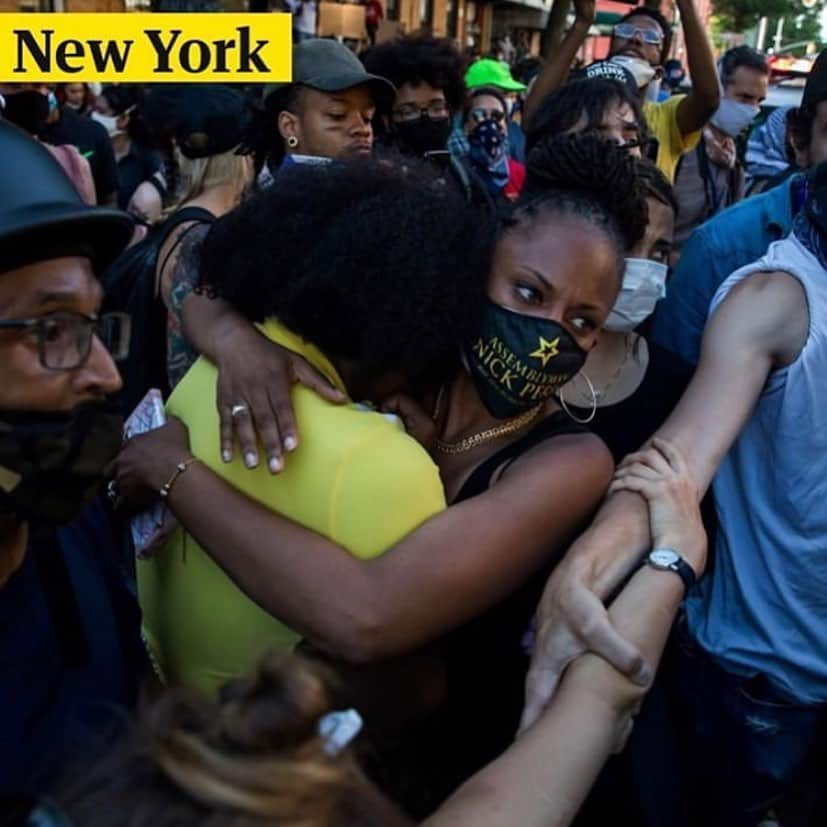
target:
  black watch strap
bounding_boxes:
[647,548,697,596]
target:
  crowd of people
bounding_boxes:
[1,4,826,826]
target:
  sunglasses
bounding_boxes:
[0,311,131,371]
[469,107,505,125]
[613,24,663,45]
[392,101,451,122]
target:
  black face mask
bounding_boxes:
[464,299,588,419]
[392,115,453,157]
[2,90,50,137]
[0,401,123,526]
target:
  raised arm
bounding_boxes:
[673,0,719,136]
[425,439,706,827]
[520,269,809,728]
[522,0,594,128]
[116,423,612,663]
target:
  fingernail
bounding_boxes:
[244,451,258,469]
[222,449,231,463]
[269,457,282,474]
[284,436,297,452]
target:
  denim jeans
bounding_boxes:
[667,619,826,827]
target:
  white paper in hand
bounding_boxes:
[124,389,169,558]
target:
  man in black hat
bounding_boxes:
[0,120,144,802]
[255,38,395,182]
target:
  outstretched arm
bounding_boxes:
[117,423,612,663]
[522,0,594,128]
[674,0,719,136]
[426,440,706,827]
[520,269,809,728]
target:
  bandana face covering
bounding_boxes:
[604,258,668,332]
[464,299,588,419]
[0,401,123,526]
[468,119,510,194]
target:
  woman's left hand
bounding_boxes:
[114,417,192,513]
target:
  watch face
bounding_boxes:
[650,549,679,567]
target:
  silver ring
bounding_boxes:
[231,404,249,418]
[106,480,120,505]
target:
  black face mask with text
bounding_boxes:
[0,401,123,526]
[463,299,588,419]
[392,115,453,158]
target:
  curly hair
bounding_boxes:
[200,159,496,391]
[520,132,649,269]
[525,78,649,156]
[362,36,466,113]
[58,654,409,827]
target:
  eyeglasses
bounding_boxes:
[392,101,451,122]
[613,24,663,45]
[0,311,131,371]
[469,107,506,125]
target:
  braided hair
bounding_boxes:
[518,132,649,273]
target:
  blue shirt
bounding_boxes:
[651,175,798,365]
[0,501,144,794]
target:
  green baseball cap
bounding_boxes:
[464,59,527,92]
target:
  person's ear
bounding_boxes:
[278,110,301,147]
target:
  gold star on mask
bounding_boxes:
[530,336,560,368]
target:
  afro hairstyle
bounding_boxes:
[362,35,467,114]
[200,159,498,392]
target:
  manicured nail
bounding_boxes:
[269,457,282,474]
[244,451,258,469]
[222,449,231,463]
[284,436,297,453]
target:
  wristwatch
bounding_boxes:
[646,548,697,595]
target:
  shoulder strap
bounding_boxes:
[155,207,216,295]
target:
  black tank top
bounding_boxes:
[426,410,591,802]
[453,409,588,503]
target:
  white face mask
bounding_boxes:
[710,97,759,138]
[610,55,656,89]
[91,110,121,138]
[604,258,668,332]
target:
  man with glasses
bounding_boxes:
[362,35,466,159]
[523,0,719,183]
[0,120,143,804]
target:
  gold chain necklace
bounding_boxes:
[433,387,544,455]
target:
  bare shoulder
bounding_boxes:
[504,429,613,491]
[710,270,809,367]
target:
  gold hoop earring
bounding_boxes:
[557,372,598,425]
[287,136,299,149]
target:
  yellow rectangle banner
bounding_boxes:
[0,13,292,82]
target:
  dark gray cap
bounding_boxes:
[267,38,395,112]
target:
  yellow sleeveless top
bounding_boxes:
[137,320,446,694]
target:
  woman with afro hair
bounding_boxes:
[116,135,673,814]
